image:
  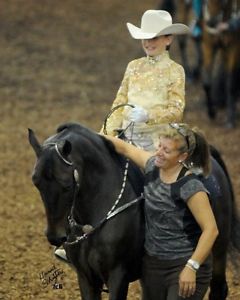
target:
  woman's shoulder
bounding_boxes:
[144,156,156,173]
[175,174,209,201]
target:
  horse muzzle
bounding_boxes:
[45,224,67,246]
[46,231,67,247]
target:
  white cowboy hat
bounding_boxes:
[127,10,190,39]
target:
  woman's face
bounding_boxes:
[141,35,173,57]
[154,137,187,169]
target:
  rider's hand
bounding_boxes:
[127,106,149,123]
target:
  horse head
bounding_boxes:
[28,128,76,247]
[28,122,126,247]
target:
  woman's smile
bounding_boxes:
[154,155,165,166]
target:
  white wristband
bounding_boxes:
[187,259,200,271]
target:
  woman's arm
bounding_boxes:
[178,191,218,298]
[187,191,219,264]
[102,135,152,169]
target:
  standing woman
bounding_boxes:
[103,123,219,300]
[102,10,190,151]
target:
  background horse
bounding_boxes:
[28,122,240,300]
[201,0,240,127]
[158,0,203,80]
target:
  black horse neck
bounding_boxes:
[70,138,133,227]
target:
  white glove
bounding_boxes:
[127,106,149,123]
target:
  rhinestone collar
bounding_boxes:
[147,51,168,65]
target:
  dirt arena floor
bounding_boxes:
[0,0,240,299]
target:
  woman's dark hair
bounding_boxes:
[186,129,211,176]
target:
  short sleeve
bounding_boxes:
[180,178,209,202]
[144,156,155,174]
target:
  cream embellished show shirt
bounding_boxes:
[104,51,186,136]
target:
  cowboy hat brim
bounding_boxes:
[126,22,190,39]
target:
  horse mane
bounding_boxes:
[57,122,94,136]
[56,122,121,158]
[56,122,144,195]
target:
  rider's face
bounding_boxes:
[142,35,173,57]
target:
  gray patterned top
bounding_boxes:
[144,157,209,260]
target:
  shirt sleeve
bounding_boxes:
[147,63,186,125]
[144,156,156,174]
[180,178,209,203]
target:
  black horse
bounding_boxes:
[29,122,145,300]
[28,122,240,300]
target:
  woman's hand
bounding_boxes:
[178,266,196,298]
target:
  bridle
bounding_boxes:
[46,131,143,246]
[54,143,73,166]
[44,142,73,166]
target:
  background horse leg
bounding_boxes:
[224,45,240,128]
[225,74,236,128]
[209,251,228,300]
[176,1,192,80]
[191,0,203,79]
[178,35,192,79]
[158,0,192,80]
[202,37,217,119]
[192,37,203,79]
[211,62,226,109]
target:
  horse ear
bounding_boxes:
[28,128,42,157]
[59,140,72,157]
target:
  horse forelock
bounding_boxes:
[32,149,54,185]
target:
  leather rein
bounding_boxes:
[48,123,143,246]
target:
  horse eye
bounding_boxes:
[63,184,73,190]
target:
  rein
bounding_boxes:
[65,153,140,246]
[102,103,135,136]
[46,133,142,246]
[66,194,144,246]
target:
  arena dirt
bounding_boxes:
[0,1,239,299]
